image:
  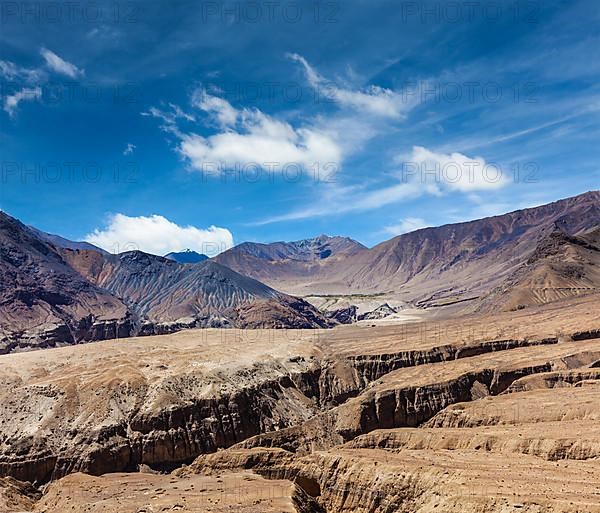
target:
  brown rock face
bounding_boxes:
[0,212,134,354]
[187,368,600,512]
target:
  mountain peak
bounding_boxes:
[164,249,209,264]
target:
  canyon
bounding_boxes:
[0,293,599,511]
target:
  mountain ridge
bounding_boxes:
[213,191,600,313]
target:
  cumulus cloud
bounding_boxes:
[3,87,42,117]
[85,214,234,256]
[384,217,429,236]
[179,93,343,173]
[399,146,509,192]
[40,48,84,78]
[288,53,419,119]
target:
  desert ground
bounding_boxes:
[0,293,599,512]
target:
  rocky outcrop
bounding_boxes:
[357,303,397,320]
[325,306,358,324]
[0,476,40,511]
[184,371,600,512]
[237,339,600,454]
[318,337,557,407]
[507,368,600,392]
[188,444,600,513]
[0,352,323,484]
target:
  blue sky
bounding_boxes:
[1,0,599,254]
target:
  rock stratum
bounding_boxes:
[1,293,600,512]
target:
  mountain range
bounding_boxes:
[215,191,600,313]
[0,214,331,353]
[1,190,599,353]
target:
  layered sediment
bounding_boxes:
[1,295,600,511]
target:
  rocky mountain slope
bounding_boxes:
[214,235,366,289]
[0,212,133,354]
[27,226,106,253]
[63,249,331,333]
[0,293,599,511]
[215,191,600,313]
[479,225,600,311]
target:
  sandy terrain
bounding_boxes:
[34,471,316,513]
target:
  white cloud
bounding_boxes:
[85,214,234,257]
[0,60,44,82]
[399,146,509,192]
[288,53,419,119]
[3,87,42,117]
[254,144,506,224]
[192,91,238,127]
[40,48,84,78]
[179,94,343,173]
[123,143,136,156]
[168,102,195,122]
[141,104,195,136]
[145,56,422,183]
[287,53,324,86]
[1,51,81,118]
[384,217,429,236]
